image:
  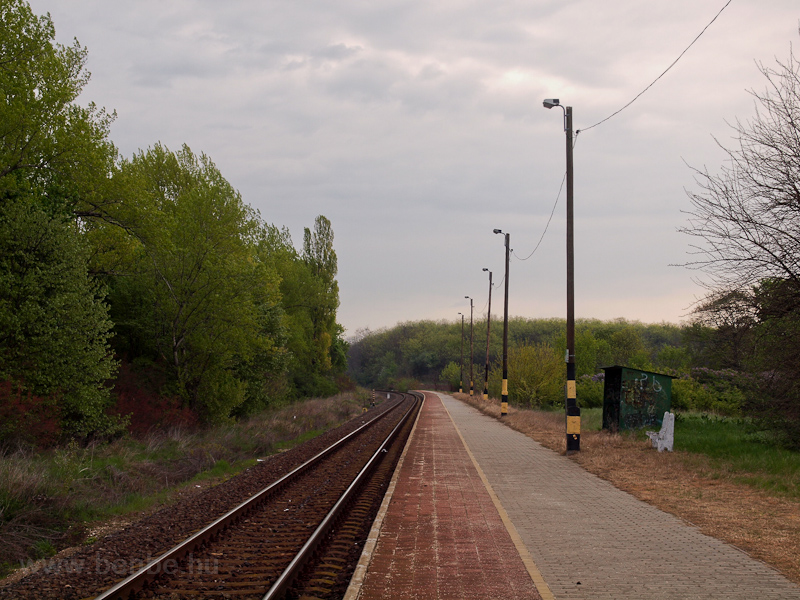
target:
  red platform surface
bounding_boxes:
[356,392,542,600]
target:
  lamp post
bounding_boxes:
[543,98,579,453]
[458,312,464,394]
[464,296,474,397]
[482,268,492,400]
[493,229,510,417]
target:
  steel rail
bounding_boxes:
[262,392,422,600]
[92,394,407,600]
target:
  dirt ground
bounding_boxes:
[452,393,800,585]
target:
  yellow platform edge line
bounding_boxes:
[342,395,425,600]
[439,393,557,600]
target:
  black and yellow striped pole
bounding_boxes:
[464,296,474,397]
[493,229,509,417]
[458,312,464,394]
[544,98,580,453]
[565,104,580,453]
[482,268,492,401]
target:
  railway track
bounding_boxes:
[89,390,422,600]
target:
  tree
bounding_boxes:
[608,325,651,370]
[0,199,120,440]
[117,144,273,421]
[682,42,800,447]
[685,290,756,370]
[0,1,123,442]
[0,0,117,212]
[489,343,562,408]
[256,217,344,398]
[440,361,461,391]
[683,46,800,293]
[302,215,340,376]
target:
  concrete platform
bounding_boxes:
[347,392,800,600]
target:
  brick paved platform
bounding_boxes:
[348,392,545,600]
[348,392,800,600]
[440,392,800,600]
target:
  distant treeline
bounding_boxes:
[348,317,704,389]
[0,2,347,446]
[349,313,800,449]
[348,317,747,415]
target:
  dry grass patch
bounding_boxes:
[451,393,800,585]
[0,391,367,577]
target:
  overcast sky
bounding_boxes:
[27,0,800,336]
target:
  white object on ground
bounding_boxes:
[646,411,675,452]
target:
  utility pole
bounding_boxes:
[482,268,492,400]
[458,312,464,394]
[564,105,579,453]
[465,296,474,397]
[543,98,579,453]
[493,229,510,417]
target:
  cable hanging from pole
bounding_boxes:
[515,0,732,273]
[513,171,566,262]
[577,0,733,135]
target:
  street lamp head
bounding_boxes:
[543,98,560,109]
[464,295,470,299]
[482,268,489,272]
[493,228,502,234]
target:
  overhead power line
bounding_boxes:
[513,172,566,262]
[509,1,732,269]
[578,0,733,135]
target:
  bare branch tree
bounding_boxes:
[682,44,800,296]
[682,40,800,446]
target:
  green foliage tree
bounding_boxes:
[656,345,691,373]
[576,375,604,408]
[1,2,350,440]
[440,361,461,391]
[115,144,276,421]
[302,215,340,376]
[0,0,125,442]
[0,0,117,212]
[350,317,698,389]
[609,325,651,370]
[0,199,120,440]
[375,352,399,389]
[256,217,345,398]
[550,323,614,377]
[489,343,563,408]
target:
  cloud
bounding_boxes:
[27,0,800,333]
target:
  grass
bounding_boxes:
[0,390,368,578]
[512,406,800,500]
[497,404,800,501]
[674,413,800,499]
[275,429,323,451]
[579,407,603,431]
